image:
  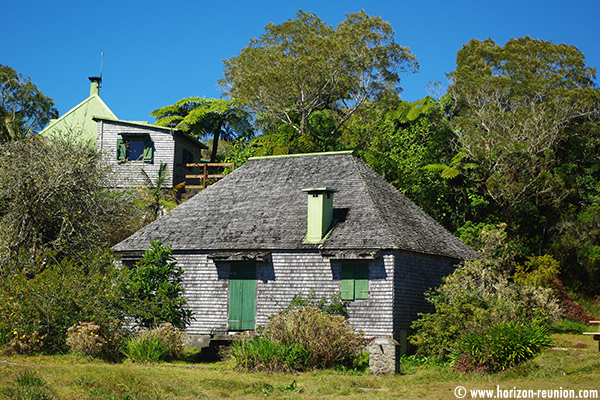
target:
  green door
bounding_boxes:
[228,264,256,330]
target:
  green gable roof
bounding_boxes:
[38,93,117,147]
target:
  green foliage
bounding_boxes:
[123,323,186,363]
[0,64,58,142]
[0,250,124,353]
[514,255,560,287]
[454,322,553,373]
[231,305,364,372]
[139,163,184,223]
[152,97,253,162]
[410,258,561,360]
[220,10,417,142]
[229,336,312,373]
[120,241,193,330]
[552,203,600,288]
[263,306,365,370]
[0,138,143,267]
[550,319,590,334]
[448,36,599,208]
[284,289,348,317]
[123,335,166,364]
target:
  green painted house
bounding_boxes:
[38,77,116,147]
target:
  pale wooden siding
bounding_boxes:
[393,251,457,333]
[175,250,396,338]
[96,120,201,189]
[177,253,229,335]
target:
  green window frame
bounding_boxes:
[117,136,153,163]
[341,262,369,300]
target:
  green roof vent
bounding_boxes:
[302,187,339,243]
[89,76,102,96]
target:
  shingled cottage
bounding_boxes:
[113,151,478,348]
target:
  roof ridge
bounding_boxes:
[249,150,354,161]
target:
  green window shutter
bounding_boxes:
[341,265,355,300]
[143,137,154,162]
[354,263,369,300]
[116,138,126,161]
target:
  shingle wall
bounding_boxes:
[176,253,230,335]
[97,120,180,188]
[175,250,395,338]
[393,251,458,333]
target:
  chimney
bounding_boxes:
[88,76,102,96]
[302,187,339,243]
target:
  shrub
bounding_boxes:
[410,258,561,360]
[0,250,125,353]
[5,331,43,355]
[123,335,165,363]
[454,322,553,373]
[123,323,186,363]
[119,241,193,330]
[265,306,364,370]
[66,321,125,359]
[514,254,560,287]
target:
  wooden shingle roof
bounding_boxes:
[113,151,478,260]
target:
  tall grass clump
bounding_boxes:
[123,323,186,363]
[454,322,554,373]
[229,336,311,373]
[230,305,364,372]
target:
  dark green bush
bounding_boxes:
[455,322,553,373]
[119,241,193,330]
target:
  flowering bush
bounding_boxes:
[6,330,43,355]
[66,321,125,359]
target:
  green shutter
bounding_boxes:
[116,138,126,161]
[143,137,153,162]
[354,263,369,300]
[341,263,369,300]
[341,265,355,300]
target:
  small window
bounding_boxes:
[117,136,153,163]
[183,148,194,168]
[341,262,369,300]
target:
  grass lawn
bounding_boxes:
[1,333,599,400]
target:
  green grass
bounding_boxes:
[1,334,599,399]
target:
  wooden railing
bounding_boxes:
[184,162,235,190]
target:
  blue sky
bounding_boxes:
[3,0,599,124]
